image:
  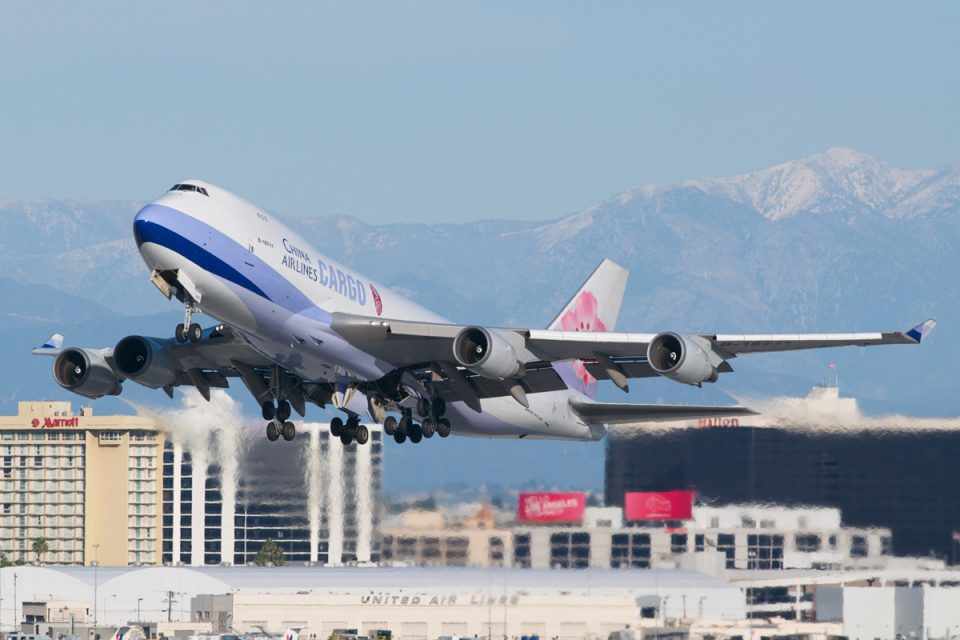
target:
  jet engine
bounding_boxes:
[53,348,122,399]
[113,335,178,388]
[647,332,720,385]
[452,327,523,380]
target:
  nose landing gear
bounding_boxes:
[174,304,203,344]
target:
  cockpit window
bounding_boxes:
[170,184,209,196]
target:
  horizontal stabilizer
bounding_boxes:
[31,333,64,357]
[570,399,755,425]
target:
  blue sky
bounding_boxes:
[1,1,957,223]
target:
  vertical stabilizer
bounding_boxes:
[548,258,629,332]
[549,259,629,397]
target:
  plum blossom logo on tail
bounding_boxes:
[369,284,383,316]
[559,291,607,390]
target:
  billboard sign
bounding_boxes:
[517,492,586,523]
[624,490,694,521]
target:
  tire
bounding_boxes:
[276,400,291,422]
[383,416,398,436]
[399,415,412,433]
[437,418,452,438]
[266,421,280,442]
[281,421,296,441]
[330,417,344,437]
[421,419,435,438]
[261,401,276,421]
[432,397,446,417]
[175,323,188,343]
[417,397,430,418]
[409,423,423,444]
[188,323,203,343]
[340,431,353,446]
[393,429,406,444]
[355,424,369,445]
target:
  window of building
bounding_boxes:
[489,536,505,566]
[513,533,531,568]
[881,536,893,555]
[611,533,650,569]
[717,533,736,569]
[670,533,688,554]
[695,534,705,552]
[747,534,784,569]
[550,531,591,569]
[795,533,821,552]
[851,535,869,557]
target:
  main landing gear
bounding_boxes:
[262,399,296,442]
[174,304,203,344]
[330,414,369,446]
[383,397,451,445]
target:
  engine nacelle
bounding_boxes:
[452,327,523,380]
[53,348,122,399]
[113,335,178,388]
[647,332,720,386]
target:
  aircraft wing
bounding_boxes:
[569,399,756,424]
[332,313,934,368]
[330,313,934,404]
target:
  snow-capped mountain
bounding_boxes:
[605,147,958,221]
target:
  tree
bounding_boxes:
[253,539,285,567]
[0,553,12,568]
[32,537,49,564]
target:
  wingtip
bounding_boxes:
[906,319,937,343]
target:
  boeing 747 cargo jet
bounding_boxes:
[33,181,936,446]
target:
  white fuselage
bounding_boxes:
[133,181,602,441]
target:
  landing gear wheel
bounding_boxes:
[340,431,354,446]
[417,397,431,418]
[281,421,296,441]
[261,400,276,421]
[175,323,188,343]
[421,419,436,438]
[330,417,344,437]
[432,397,446,418]
[266,421,280,442]
[355,424,369,445]
[187,323,203,343]
[276,400,291,422]
[393,429,407,444]
[383,416,398,436]
[398,415,412,433]
[409,423,423,444]
[437,418,452,438]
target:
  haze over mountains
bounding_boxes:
[1,148,956,488]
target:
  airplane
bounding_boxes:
[33,180,936,446]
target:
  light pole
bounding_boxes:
[93,544,100,632]
[12,572,17,633]
[137,598,142,623]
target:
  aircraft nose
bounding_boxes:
[132,205,152,247]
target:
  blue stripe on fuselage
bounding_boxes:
[133,203,330,322]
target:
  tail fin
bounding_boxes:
[548,258,629,332]
[549,259,629,398]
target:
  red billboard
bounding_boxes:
[624,490,695,521]
[517,492,586,523]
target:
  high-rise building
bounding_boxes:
[605,388,960,559]
[162,422,382,566]
[0,401,164,566]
